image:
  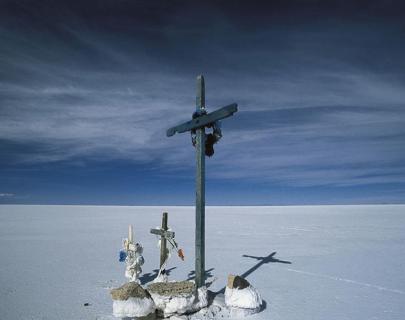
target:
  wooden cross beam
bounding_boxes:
[166,75,238,289]
[150,212,175,269]
[150,228,175,240]
[166,103,237,137]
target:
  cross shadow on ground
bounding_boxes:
[139,267,176,285]
[215,251,291,294]
[241,252,291,278]
[187,267,215,281]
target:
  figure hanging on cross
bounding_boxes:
[167,75,238,289]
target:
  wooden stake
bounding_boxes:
[160,212,168,268]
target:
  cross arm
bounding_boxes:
[150,228,175,239]
[166,103,238,137]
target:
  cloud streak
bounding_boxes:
[0,193,14,197]
[0,0,404,201]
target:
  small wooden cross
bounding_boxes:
[150,212,175,269]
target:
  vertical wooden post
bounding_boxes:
[160,212,168,268]
[196,75,205,112]
[195,75,206,288]
[166,75,238,290]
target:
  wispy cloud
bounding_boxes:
[0,0,404,194]
[0,193,14,197]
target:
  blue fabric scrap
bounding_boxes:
[119,250,127,262]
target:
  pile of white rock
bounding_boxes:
[111,280,207,319]
[110,275,262,319]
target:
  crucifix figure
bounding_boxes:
[167,75,238,288]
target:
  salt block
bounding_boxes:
[111,282,155,318]
[111,282,150,300]
[148,281,207,317]
[225,275,262,311]
[112,298,156,318]
[147,280,195,296]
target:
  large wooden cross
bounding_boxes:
[167,75,238,288]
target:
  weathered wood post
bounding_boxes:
[150,212,176,270]
[160,212,168,268]
[166,75,238,289]
[195,76,206,289]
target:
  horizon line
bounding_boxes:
[1,203,404,207]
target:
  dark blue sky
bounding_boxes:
[1,0,405,205]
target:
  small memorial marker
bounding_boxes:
[150,212,174,269]
[119,225,144,283]
[150,212,185,278]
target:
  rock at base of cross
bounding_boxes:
[147,281,208,318]
[147,280,195,296]
[225,274,262,311]
[227,274,250,290]
[111,282,156,318]
[111,282,150,300]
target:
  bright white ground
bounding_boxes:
[0,205,404,320]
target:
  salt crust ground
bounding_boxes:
[1,205,404,320]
